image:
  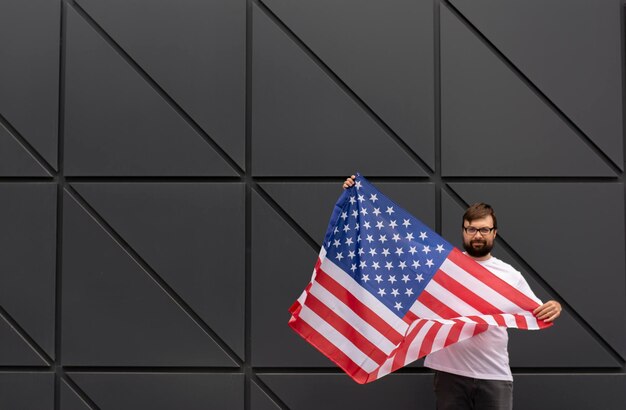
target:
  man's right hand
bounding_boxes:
[342,175,356,189]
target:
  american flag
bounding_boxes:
[288,174,551,384]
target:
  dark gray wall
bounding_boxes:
[0,0,624,409]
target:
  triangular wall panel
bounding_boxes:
[0,124,49,176]
[450,0,623,169]
[0,0,59,169]
[251,4,427,176]
[262,0,435,169]
[75,0,246,169]
[0,184,56,359]
[72,182,245,359]
[68,373,244,410]
[63,6,237,176]
[440,5,614,176]
[61,191,237,366]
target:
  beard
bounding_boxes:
[463,238,494,258]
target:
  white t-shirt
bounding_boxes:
[424,255,542,381]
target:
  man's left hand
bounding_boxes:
[533,300,562,323]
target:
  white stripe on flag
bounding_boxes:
[298,303,379,373]
[320,255,409,334]
[409,322,452,365]
[405,320,436,362]
[409,299,443,320]
[424,280,482,316]
[308,281,397,354]
[440,259,526,313]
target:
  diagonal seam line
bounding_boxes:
[444,184,626,365]
[64,185,243,367]
[0,306,53,365]
[68,1,243,176]
[251,376,290,410]
[255,0,434,175]
[0,113,55,176]
[62,373,101,410]
[443,1,622,175]
[252,183,319,251]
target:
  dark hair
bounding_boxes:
[462,202,497,229]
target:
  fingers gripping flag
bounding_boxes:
[288,174,551,384]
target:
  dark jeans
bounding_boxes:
[433,370,513,410]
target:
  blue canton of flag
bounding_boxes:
[323,175,452,318]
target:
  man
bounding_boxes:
[342,175,561,409]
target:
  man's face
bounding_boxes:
[462,215,497,258]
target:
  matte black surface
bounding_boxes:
[258,373,435,409]
[69,373,244,410]
[441,189,621,368]
[61,192,237,366]
[73,182,246,358]
[75,0,246,169]
[0,373,54,410]
[0,0,623,407]
[251,380,281,410]
[0,316,47,365]
[251,4,426,176]
[262,0,435,169]
[0,123,49,176]
[251,190,326,366]
[0,183,57,359]
[63,5,237,176]
[441,5,614,176]
[448,183,626,358]
[513,374,626,410]
[60,379,91,410]
[0,0,59,169]
[450,0,624,169]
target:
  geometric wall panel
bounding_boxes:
[0,124,49,176]
[513,375,626,410]
[441,189,622,368]
[61,192,238,366]
[0,316,48,366]
[0,184,56,360]
[1,0,623,407]
[74,0,246,169]
[0,373,54,410]
[72,182,245,359]
[259,182,435,244]
[448,183,626,359]
[441,5,615,177]
[251,380,281,410]
[252,4,426,177]
[257,374,435,409]
[0,0,59,169]
[63,6,237,177]
[68,373,244,410]
[251,190,326,366]
[450,0,624,170]
[261,0,435,169]
[60,379,92,410]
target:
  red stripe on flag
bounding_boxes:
[403,310,418,323]
[444,320,465,347]
[433,270,506,325]
[304,293,388,365]
[417,290,460,319]
[315,267,404,344]
[418,321,443,358]
[390,320,428,371]
[447,249,541,311]
[289,316,371,384]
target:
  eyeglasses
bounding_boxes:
[463,226,495,235]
